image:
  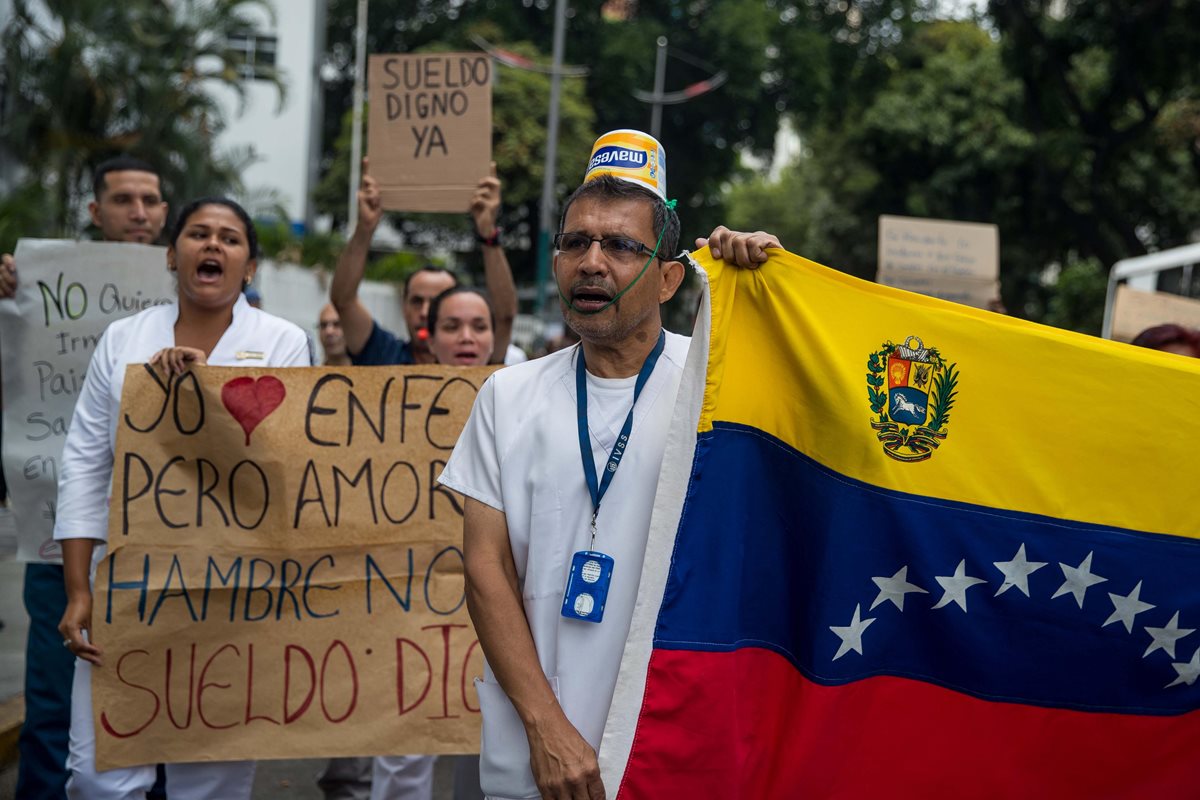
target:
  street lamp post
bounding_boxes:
[535,0,569,318]
[347,0,369,232]
[650,36,668,140]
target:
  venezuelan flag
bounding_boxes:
[600,249,1200,797]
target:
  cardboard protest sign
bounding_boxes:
[0,240,174,563]
[878,215,999,280]
[1110,284,1200,343]
[877,216,1000,309]
[368,53,493,212]
[92,364,495,769]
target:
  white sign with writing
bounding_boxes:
[878,215,999,281]
[0,240,174,563]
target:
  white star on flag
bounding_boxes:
[870,566,928,611]
[1051,551,1107,609]
[1143,612,1195,659]
[1166,647,1200,689]
[830,603,876,661]
[1103,580,1156,634]
[932,559,987,612]
[993,544,1048,597]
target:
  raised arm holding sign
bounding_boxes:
[330,157,517,369]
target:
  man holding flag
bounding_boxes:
[438,130,780,800]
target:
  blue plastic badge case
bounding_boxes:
[561,550,615,623]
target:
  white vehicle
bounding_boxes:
[1101,242,1200,340]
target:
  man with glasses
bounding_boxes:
[0,155,169,800]
[439,132,780,800]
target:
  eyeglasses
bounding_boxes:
[553,232,657,262]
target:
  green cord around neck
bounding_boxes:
[555,198,677,316]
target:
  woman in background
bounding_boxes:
[369,286,495,800]
[55,197,311,799]
[427,287,497,368]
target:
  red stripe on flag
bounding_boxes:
[618,647,1200,798]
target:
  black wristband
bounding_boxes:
[475,226,503,247]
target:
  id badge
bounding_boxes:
[561,550,615,623]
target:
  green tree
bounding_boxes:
[1041,255,1108,335]
[314,17,595,284]
[319,0,832,246]
[730,2,1200,332]
[0,0,285,243]
[729,21,1032,279]
[313,39,596,226]
[989,0,1200,269]
[314,1,1197,332]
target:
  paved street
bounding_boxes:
[0,755,458,799]
[1,542,27,798]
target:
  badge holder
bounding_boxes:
[565,331,663,626]
[561,550,614,623]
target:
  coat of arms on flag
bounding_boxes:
[867,335,958,462]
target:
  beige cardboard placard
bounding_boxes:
[1111,285,1200,343]
[878,215,999,281]
[0,239,175,564]
[92,364,495,769]
[368,53,493,212]
[876,272,1001,310]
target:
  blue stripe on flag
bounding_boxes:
[654,422,1200,715]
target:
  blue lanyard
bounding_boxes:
[576,330,666,546]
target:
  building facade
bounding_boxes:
[209,0,328,232]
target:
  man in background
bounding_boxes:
[330,158,519,367]
[0,155,168,799]
[319,303,353,367]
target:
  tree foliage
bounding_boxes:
[730,20,1030,276]
[313,37,596,228]
[727,1,1200,329]
[319,0,813,278]
[988,0,1200,268]
[0,0,284,245]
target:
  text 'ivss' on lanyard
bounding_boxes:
[563,330,666,624]
[575,329,666,549]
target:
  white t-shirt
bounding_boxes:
[503,343,528,366]
[438,332,689,800]
[54,295,311,552]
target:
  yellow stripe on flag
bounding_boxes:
[694,247,1200,539]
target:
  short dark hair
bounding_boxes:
[559,175,680,260]
[403,265,458,299]
[1131,323,1200,356]
[92,156,161,200]
[427,286,495,333]
[169,197,259,260]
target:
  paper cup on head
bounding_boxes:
[584,129,667,200]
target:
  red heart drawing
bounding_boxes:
[221,376,286,445]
